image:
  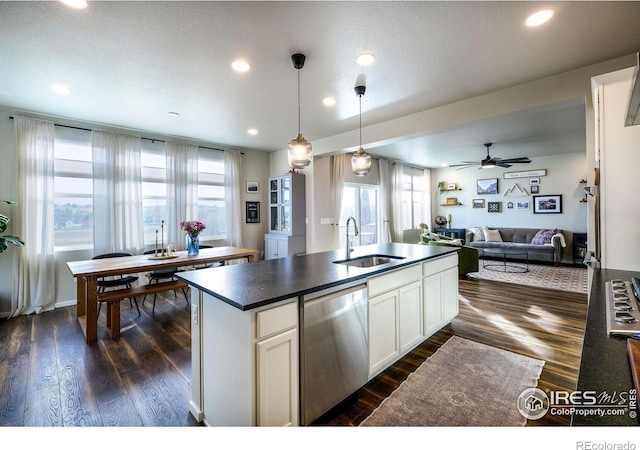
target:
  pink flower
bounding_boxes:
[180,220,206,237]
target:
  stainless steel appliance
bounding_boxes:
[605,277,640,336]
[301,281,368,425]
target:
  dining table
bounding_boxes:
[66,246,259,343]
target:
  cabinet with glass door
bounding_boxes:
[265,173,306,259]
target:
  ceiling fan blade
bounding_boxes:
[498,157,531,164]
[497,162,512,168]
[448,163,476,168]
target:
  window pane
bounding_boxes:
[54,198,93,249]
[359,187,377,246]
[198,200,226,239]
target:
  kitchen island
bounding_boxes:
[177,242,460,426]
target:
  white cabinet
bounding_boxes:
[367,265,423,378]
[266,173,306,259]
[194,293,298,426]
[423,254,459,338]
[264,234,306,260]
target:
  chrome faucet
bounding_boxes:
[345,216,359,259]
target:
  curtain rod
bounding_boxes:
[9,116,237,153]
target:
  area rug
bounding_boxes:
[360,336,545,426]
[467,262,588,294]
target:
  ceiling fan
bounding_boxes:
[449,143,531,170]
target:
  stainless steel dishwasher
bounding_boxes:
[301,281,368,425]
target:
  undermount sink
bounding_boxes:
[333,254,406,268]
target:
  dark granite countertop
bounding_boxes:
[572,268,639,426]
[176,242,458,311]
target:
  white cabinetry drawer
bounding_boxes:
[423,254,458,277]
[256,300,298,340]
[368,265,422,297]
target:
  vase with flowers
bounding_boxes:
[180,220,206,256]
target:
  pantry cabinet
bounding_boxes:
[265,173,306,259]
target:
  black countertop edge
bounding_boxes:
[571,267,640,426]
[177,243,460,312]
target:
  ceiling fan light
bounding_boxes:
[288,133,312,169]
[351,147,372,176]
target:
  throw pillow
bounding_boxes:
[427,232,441,241]
[531,228,558,245]
[485,229,503,242]
[468,227,484,242]
[481,225,490,241]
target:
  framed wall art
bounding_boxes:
[445,197,459,205]
[533,195,562,214]
[246,181,259,193]
[245,201,260,223]
[517,200,530,211]
[477,178,498,195]
[472,199,485,209]
[487,201,502,213]
[530,185,539,194]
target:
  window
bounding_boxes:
[401,167,425,230]
[196,150,226,240]
[339,183,378,248]
[53,126,227,250]
[53,127,93,250]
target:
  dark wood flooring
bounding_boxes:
[0,274,588,427]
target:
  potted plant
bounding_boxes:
[1,201,24,253]
[437,181,446,193]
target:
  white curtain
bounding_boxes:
[92,130,144,255]
[390,162,405,242]
[378,159,392,243]
[11,116,56,317]
[166,141,199,250]
[423,168,432,231]
[330,154,346,248]
[224,149,242,247]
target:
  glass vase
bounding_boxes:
[187,234,200,256]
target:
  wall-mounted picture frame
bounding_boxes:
[245,201,260,223]
[246,181,259,193]
[530,185,539,194]
[488,201,502,213]
[533,195,562,214]
[529,178,540,185]
[445,197,458,205]
[472,199,485,209]
[477,178,498,195]
[447,183,457,190]
[507,201,514,209]
[517,201,530,211]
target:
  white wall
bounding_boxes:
[0,105,270,316]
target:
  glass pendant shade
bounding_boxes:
[351,147,372,176]
[288,133,312,169]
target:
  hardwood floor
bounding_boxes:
[0,275,588,427]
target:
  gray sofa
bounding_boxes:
[465,227,565,266]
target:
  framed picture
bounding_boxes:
[445,197,458,205]
[517,201,530,211]
[447,183,457,190]
[530,185,539,194]
[533,195,562,214]
[488,201,502,213]
[529,178,540,185]
[472,199,485,209]
[507,201,514,209]
[477,178,498,195]
[245,201,260,223]
[246,181,259,193]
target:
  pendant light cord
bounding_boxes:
[359,93,362,148]
[297,69,301,135]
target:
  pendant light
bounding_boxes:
[287,53,312,171]
[351,76,372,176]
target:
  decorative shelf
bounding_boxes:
[440,203,463,206]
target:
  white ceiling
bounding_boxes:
[1,1,639,168]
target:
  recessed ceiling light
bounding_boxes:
[168,111,180,117]
[247,128,258,136]
[356,52,375,66]
[232,60,251,73]
[60,0,88,9]
[51,84,72,95]
[441,163,449,167]
[525,9,554,27]
[322,97,336,106]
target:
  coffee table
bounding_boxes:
[481,248,529,273]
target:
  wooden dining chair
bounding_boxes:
[92,252,141,317]
[142,249,189,314]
